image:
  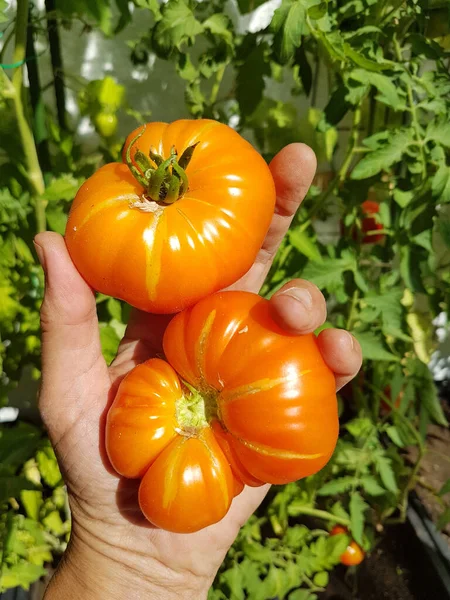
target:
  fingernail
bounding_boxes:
[33,241,46,271]
[279,287,313,311]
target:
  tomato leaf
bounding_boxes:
[374,453,398,494]
[360,476,385,496]
[317,476,355,496]
[0,563,47,591]
[151,0,203,57]
[36,442,62,488]
[439,479,450,497]
[237,43,270,119]
[352,331,400,362]
[289,229,323,262]
[349,491,367,545]
[432,164,450,203]
[351,129,413,179]
[271,0,311,64]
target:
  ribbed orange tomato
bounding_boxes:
[65,120,275,314]
[106,292,338,533]
[330,526,365,566]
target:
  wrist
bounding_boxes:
[45,523,210,600]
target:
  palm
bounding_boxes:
[37,143,361,584]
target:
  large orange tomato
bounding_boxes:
[65,120,275,313]
[106,291,338,533]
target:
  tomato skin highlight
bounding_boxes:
[65,119,275,314]
[330,526,365,566]
[106,291,338,532]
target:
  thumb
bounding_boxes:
[35,232,107,429]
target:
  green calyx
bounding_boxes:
[175,380,218,435]
[125,126,198,205]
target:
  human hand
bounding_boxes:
[35,143,362,600]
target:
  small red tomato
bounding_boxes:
[361,200,384,244]
[330,525,365,566]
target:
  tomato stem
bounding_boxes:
[175,380,218,435]
[124,127,198,206]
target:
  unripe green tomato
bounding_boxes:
[94,112,118,138]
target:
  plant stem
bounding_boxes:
[393,36,426,181]
[209,63,226,107]
[346,289,360,331]
[45,0,67,130]
[26,9,51,173]
[308,106,362,219]
[10,0,46,231]
[289,506,350,526]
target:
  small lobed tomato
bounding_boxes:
[65,119,275,314]
[106,291,339,533]
[330,525,365,566]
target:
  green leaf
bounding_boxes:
[0,0,9,22]
[439,479,450,496]
[438,217,450,249]
[364,290,410,341]
[36,442,62,488]
[393,189,413,208]
[42,175,82,203]
[284,525,310,549]
[99,323,121,365]
[237,44,270,118]
[374,453,398,494]
[289,590,318,600]
[317,476,355,496]
[0,476,38,506]
[426,119,450,148]
[313,571,329,587]
[289,229,323,262]
[385,425,405,447]
[0,423,41,470]
[301,250,356,292]
[351,129,413,179]
[176,53,198,81]
[151,0,203,58]
[203,14,233,47]
[107,297,122,321]
[46,204,68,235]
[42,510,65,535]
[348,69,404,109]
[346,417,373,438]
[20,490,43,521]
[236,0,267,13]
[0,562,47,591]
[349,491,367,545]
[271,0,309,64]
[221,564,245,600]
[360,476,385,496]
[352,330,400,362]
[413,361,448,426]
[432,164,450,203]
[345,48,395,73]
